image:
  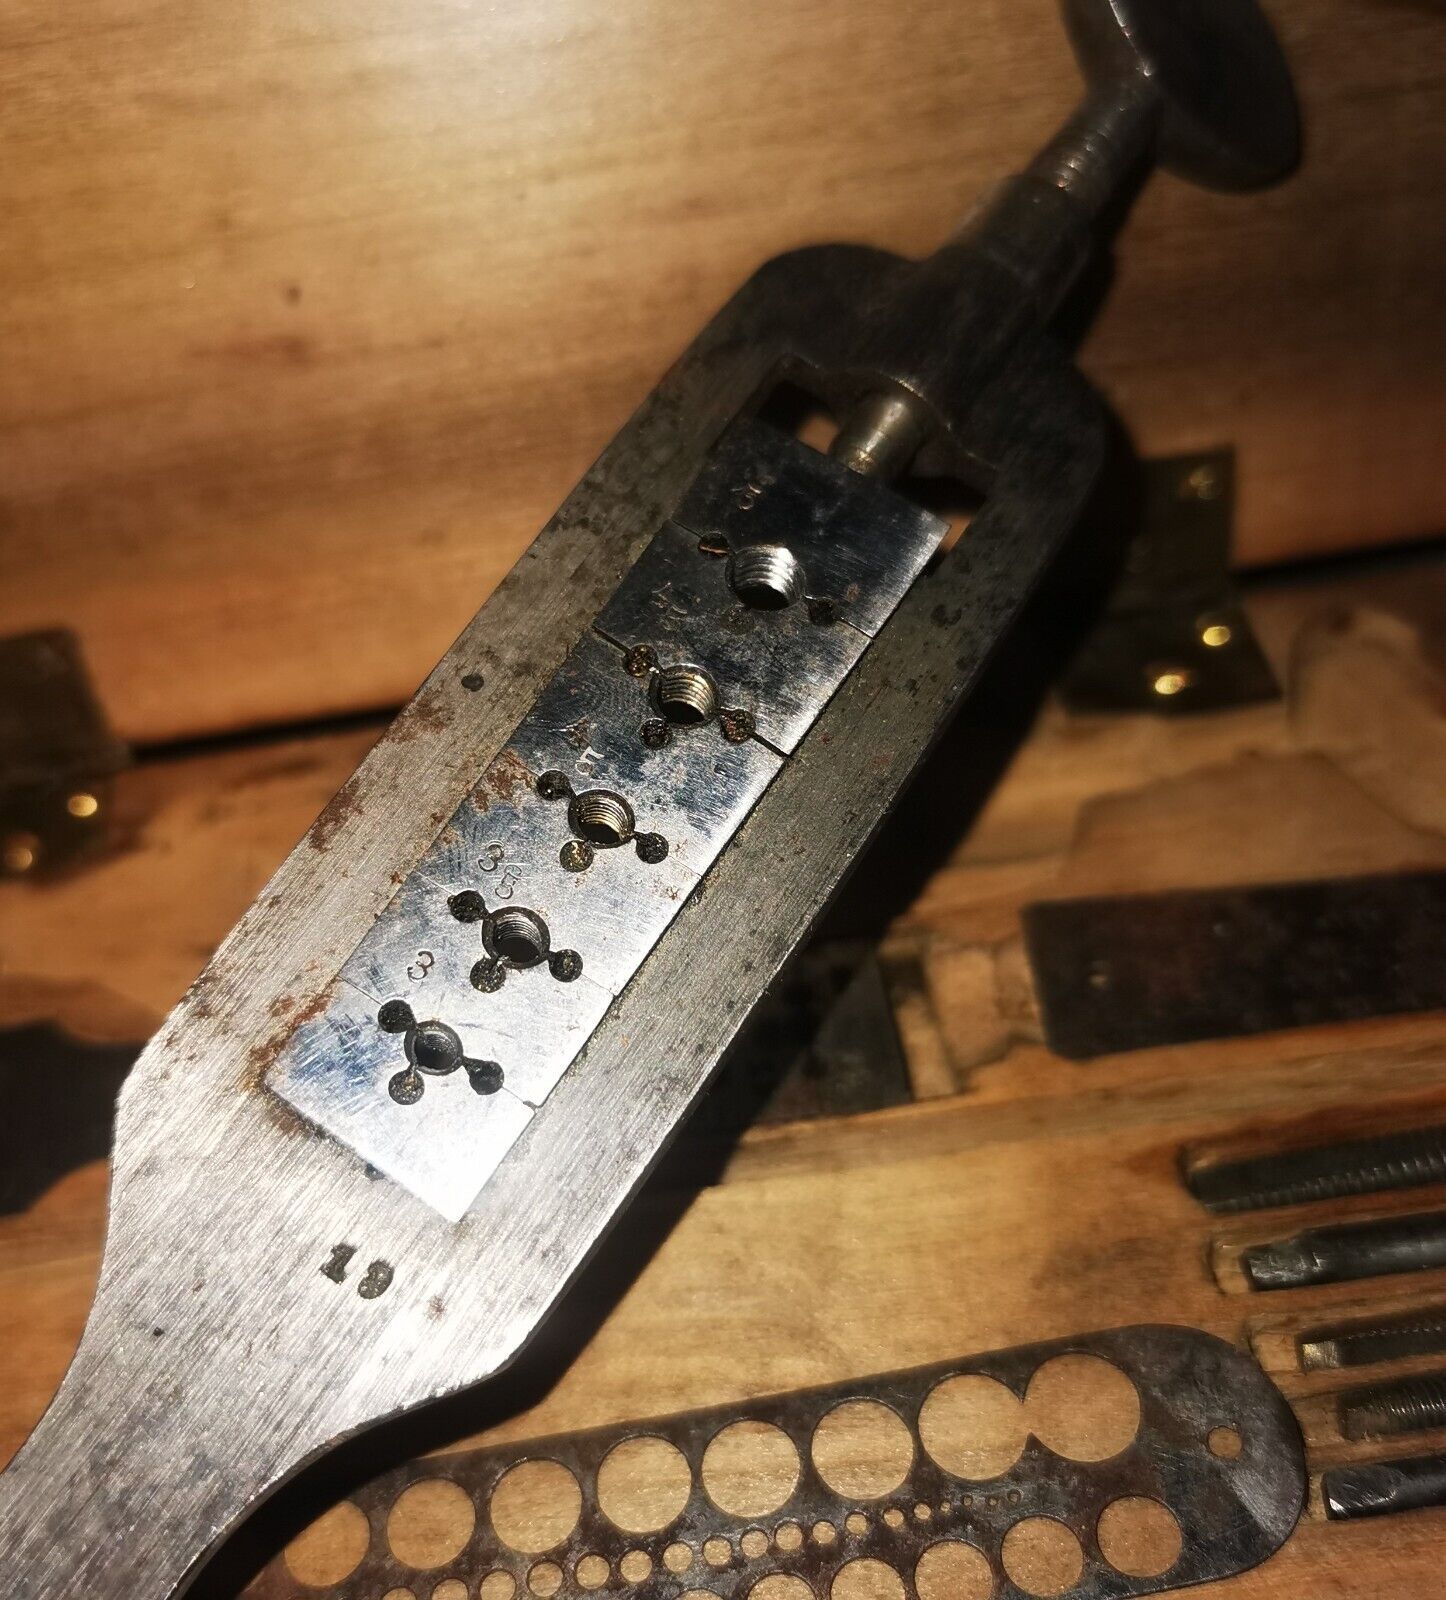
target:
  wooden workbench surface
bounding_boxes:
[1,0,1443,744]
[4,554,1446,1596]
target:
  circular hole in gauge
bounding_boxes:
[845,1512,869,1537]
[831,1558,905,1600]
[569,789,635,848]
[750,1577,813,1600]
[664,1543,695,1574]
[774,1522,804,1552]
[741,1529,770,1559]
[597,1435,693,1532]
[1096,1497,1183,1579]
[529,1560,564,1597]
[703,1537,733,1567]
[728,544,807,610]
[812,1400,914,1499]
[489,1460,582,1553]
[656,664,719,726]
[620,1550,653,1583]
[485,907,551,969]
[382,1590,417,1600]
[915,1540,995,1600]
[1208,1425,1244,1459]
[702,1420,800,1517]
[1000,1519,1083,1598]
[480,1573,517,1600]
[387,1479,476,1569]
[1025,1355,1140,1462]
[284,1500,370,1585]
[918,1375,1026,1480]
[575,1554,610,1590]
[434,1583,469,1600]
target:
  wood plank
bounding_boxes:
[0,0,1441,742]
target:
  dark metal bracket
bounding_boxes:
[1059,450,1279,715]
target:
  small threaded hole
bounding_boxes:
[570,790,634,847]
[657,665,718,726]
[728,544,806,610]
[486,906,550,967]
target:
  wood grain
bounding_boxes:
[0,0,1442,742]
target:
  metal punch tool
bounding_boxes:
[0,2,1300,1592]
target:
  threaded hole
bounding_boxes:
[570,790,634,847]
[487,906,550,967]
[657,665,717,726]
[729,544,806,610]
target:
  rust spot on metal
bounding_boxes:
[307,775,364,853]
[268,994,296,1019]
[481,749,532,806]
[391,685,453,742]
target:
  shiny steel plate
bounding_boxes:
[268,420,947,1219]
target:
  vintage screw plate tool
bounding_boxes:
[0,1,1299,1592]
[244,1325,1305,1600]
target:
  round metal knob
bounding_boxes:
[1063,0,1300,190]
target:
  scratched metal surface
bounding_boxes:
[0,240,1103,1595]
[245,1326,1304,1600]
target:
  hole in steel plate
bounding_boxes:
[284,1499,370,1584]
[703,1537,732,1567]
[620,1549,653,1583]
[812,1520,837,1545]
[529,1560,563,1597]
[1208,1425,1243,1459]
[598,1435,692,1532]
[570,789,635,848]
[1000,1519,1082,1598]
[729,544,807,610]
[1097,1497,1182,1578]
[741,1529,770,1559]
[486,906,551,968]
[918,1375,1025,1479]
[490,1460,582,1553]
[576,1554,610,1589]
[433,1583,469,1600]
[657,664,719,726]
[664,1543,694,1573]
[845,1512,869,1536]
[702,1420,800,1517]
[750,1577,813,1600]
[382,1590,416,1600]
[387,1479,475,1569]
[1025,1355,1140,1462]
[915,1540,995,1600]
[882,1508,904,1530]
[812,1400,914,1499]
[480,1573,517,1600]
[774,1522,804,1552]
[831,1557,905,1600]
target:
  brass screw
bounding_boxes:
[3,831,40,873]
[1181,463,1222,501]
[1151,666,1195,697]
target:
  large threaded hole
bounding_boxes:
[486,906,550,968]
[728,544,806,610]
[656,665,718,726]
[570,790,635,848]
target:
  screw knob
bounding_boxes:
[1063,0,1300,190]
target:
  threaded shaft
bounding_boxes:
[1188,1124,1446,1214]
[1301,1308,1446,1371]
[1341,1374,1446,1441]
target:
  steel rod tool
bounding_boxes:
[0,2,1299,1591]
